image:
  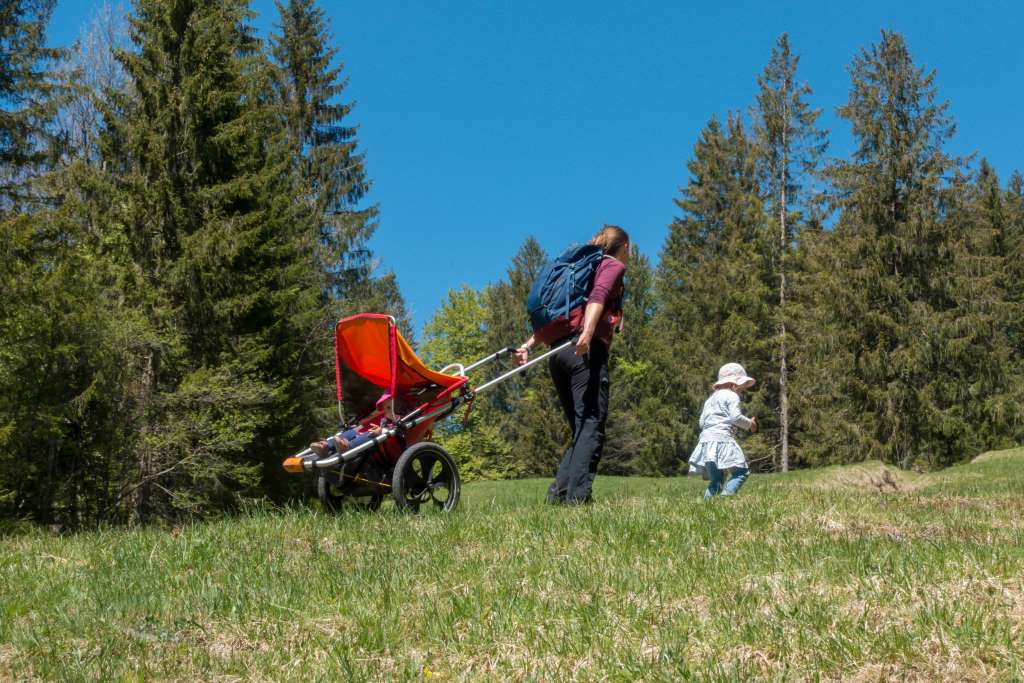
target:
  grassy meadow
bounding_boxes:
[2,449,1024,681]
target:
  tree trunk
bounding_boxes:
[779,126,790,473]
[132,349,158,524]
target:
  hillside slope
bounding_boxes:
[2,450,1023,680]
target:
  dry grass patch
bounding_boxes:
[0,644,20,677]
[816,514,947,542]
[806,461,926,493]
[840,657,997,683]
[205,627,272,660]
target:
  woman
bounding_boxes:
[513,225,630,504]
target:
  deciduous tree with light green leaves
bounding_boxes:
[420,285,512,481]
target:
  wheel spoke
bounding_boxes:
[421,459,438,487]
[411,453,437,498]
[426,460,452,509]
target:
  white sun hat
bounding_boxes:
[714,362,756,390]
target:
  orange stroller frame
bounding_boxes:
[282,313,572,512]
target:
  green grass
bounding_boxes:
[3,450,1024,681]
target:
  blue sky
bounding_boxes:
[49,0,1024,336]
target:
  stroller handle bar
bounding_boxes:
[465,347,515,374]
[473,338,573,395]
[437,346,516,378]
[299,338,575,472]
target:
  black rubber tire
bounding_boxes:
[392,442,460,513]
[317,475,382,513]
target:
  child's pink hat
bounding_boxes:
[714,363,756,389]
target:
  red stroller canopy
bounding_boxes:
[334,314,463,414]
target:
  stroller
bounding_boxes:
[282,313,572,512]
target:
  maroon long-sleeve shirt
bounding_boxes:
[541,255,626,349]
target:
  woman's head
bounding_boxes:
[591,224,631,263]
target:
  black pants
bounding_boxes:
[546,341,609,504]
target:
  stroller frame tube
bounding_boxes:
[464,347,514,374]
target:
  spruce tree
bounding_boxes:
[484,237,563,476]
[796,31,1013,467]
[100,0,310,520]
[654,113,774,468]
[269,0,409,453]
[950,161,1024,450]
[603,250,671,475]
[270,0,379,313]
[994,168,1024,355]
[0,0,61,205]
[751,33,827,471]
[0,0,126,527]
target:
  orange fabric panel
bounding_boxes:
[335,314,462,392]
[335,315,394,387]
[393,325,463,389]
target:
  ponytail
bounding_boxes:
[590,224,630,257]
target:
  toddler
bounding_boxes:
[688,363,758,498]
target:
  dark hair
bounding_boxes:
[590,224,630,257]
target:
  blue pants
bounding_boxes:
[326,428,372,454]
[704,463,749,499]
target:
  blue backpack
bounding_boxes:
[527,244,605,342]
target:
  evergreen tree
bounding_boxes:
[994,168,1024,355]
[795,31,1014,467]
[603,250,671,475]
[751,33,827,471]
[0,183,138,527]
[0,0,405,525]
[0,0,61,206]
[654,113,774,469]
[484,237,563,477]
[269,0,408,454]
[0,0,125,527]
[949,161,1024,450]
[269,0,379,312]
[99,0,311,520]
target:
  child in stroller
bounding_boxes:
[309,391,399,458]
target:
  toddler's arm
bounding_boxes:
[725,393,754,431]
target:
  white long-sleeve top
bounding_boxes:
[697,388,753,443]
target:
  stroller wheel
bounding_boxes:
[392,442,460,513]
[317,475,382,513]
